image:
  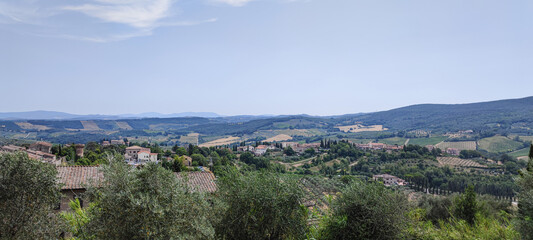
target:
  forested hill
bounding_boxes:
[342,96,533,133]
[2,97,533,143]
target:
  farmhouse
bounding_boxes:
[254,145,269,155]
[373,174,407,186]
[237,145,255,152]
[56,166,103,211]
[124,146,158,165]
[29,141,52,153]
[446,148,461,156]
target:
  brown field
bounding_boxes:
[437,157,485,168]
[264,134,293,142]
[15,122,50,131]
[199,136,240,147]
[179,133,199,144]
[115,121,132,130]
[336,124,387,133]
[435,141,476,151]
[80,121,101,131]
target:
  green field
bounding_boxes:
[346,139,373,144]
[378,137,407,145]
[508,147,531,158]
[478,136,523,153]
[518,136,533,143]
[408,136,448,146]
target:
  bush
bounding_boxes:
[84,157,214,239]
[215,168,308,239]
[319,180,411,240]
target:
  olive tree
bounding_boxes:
[319,180,411,240]
[0,152,62,239]
[215,168,308,240]
[83,156,215,239]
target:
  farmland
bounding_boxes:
[518,135,533,143]
[477,136,523,153]
[14,122,50,131]
[179,133,199,144]
[437,157,485,168]
[264,134,292,142]
[435,141,477,151]
[378,137,407,146]
[335,124,387,133]
[80,121,101,131]
[115,121,133,130]
[508,147,531,158]
[199,136,240,147]
[408,136,448,146]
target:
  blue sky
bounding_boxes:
[1,0,532,116]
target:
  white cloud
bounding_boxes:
[0,0,217,42]
[211,0,254,7]
[62,0,173,29]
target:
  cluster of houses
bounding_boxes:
[353,142,403,151]
[237,142,321,156]
[372,174,407,186]
[124,146,159,166]
[101,139,126,146]
[0,141,60,165]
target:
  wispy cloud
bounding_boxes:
[0,0,216,42]
[62,0,173,29]
[211,0,254,7]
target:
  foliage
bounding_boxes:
[318,180,411,240]
[0,152,62,239]
[60,199,90,239]
[83,156,214,239]
[452,185,479,225]
[517,144,533,239]
[215,168,308,240]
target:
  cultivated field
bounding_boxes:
[264,134,292,142]
[80,121,101,131]
[478,136,523,153]
[14,122,50,131]
[518,136,533,143]
[508,147,531,158]
[199,136,240,147]
[115,121,133,130]
[336,124,387,133]
[408,136,448,146]
[437,157,485,168]
[179,133,199,144]
[435,141,477,151]
[378,137,408,146]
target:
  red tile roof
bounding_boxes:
[57,166,103,190]
[175,172,217,193]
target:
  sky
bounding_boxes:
[1,0,533,116]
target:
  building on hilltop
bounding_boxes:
[124,146,158,165]
[373,174,407,186]
[29,141,52,154]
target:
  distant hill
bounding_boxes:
[0,111,223,120]
[344,96,533,132]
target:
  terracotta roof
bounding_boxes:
[126,146,144,150]
[36,141,53,147]
[175,172,217,193]
[138,150,150,154]
[57,166,103,190]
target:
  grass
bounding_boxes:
[518,136,533,143]
[508,147,531,158]
[408,136,448,146]
[478,136,523,153]
[436,141,477,151]
[378,137,408,145]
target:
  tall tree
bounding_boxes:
[518,144,533,239]
[0,152,62,239]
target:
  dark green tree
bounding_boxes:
[453,185,478,225]
[215,169,307,240]
[84,157,214,239]
[517,144,533,239]
[319,180,411,240]
[0,152,62,239]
